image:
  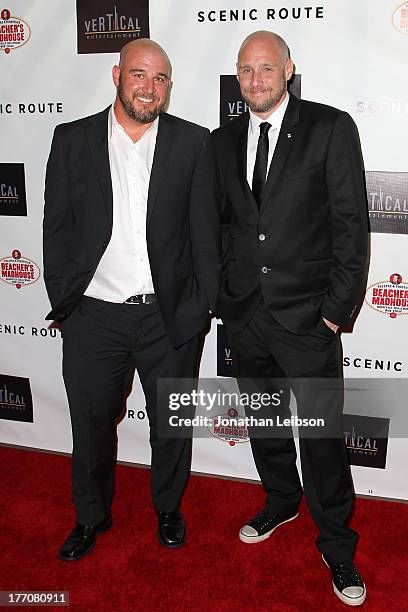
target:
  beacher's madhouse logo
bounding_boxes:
[0,8,31,54]
[208,408,250,446]
[0,250,40,289]
[392,2,408,34]
[365,273,408,318]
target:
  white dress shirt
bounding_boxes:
[246,92,290,187]
[85,105,157,302]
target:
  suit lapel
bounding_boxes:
[147,113,177,227]
[261,95,300,210]
[86,107,113,226]
[234,113,258,210]
[235,113,248,184]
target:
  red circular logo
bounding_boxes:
[390,273,402,285]
[1,9,11,20]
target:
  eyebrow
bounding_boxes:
[129,68,169,78]
[238,62,278,69]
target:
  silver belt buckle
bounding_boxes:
[125,295,141,304]
[125,294,154,304]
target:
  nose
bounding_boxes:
[143,76,155,94]
[251,69,264,88]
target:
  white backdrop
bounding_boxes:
[1,0,407,501]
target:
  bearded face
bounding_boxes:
[117,72,167,123]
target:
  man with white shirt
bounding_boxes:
[43,39,220,560]
[211,31,368,606]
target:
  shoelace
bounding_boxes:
[250,509,278,528]
[330,561,362,587]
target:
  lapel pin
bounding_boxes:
[287,133,292,138]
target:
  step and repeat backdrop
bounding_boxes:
[1,0,408,500]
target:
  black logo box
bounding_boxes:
[0,163,27,217]
[220,74,301,125]
[366,171,408,235]
[0,374,33,423]
[217,324,236,377]
[343,414,389,470]
[76,0,150,54]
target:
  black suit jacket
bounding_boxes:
[212,95,368,333]
[43,107,221,347]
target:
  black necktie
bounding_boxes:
[252,122,271,207]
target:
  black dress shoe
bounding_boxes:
[58,515,112,561]
[157,510,186,548]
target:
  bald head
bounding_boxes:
[119,38,172,77]
[112,38,172,127]
[236,30,294,119]
[238,31,290,64]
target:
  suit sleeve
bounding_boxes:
[189,129,222,312]
[43,125,70,309]
[320,112,369,326]
[211,131,234,291]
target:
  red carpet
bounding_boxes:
[0,446,407,611]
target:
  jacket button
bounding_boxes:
[258,234,266,241]
[261,266,269,274]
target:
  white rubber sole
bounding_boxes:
[322,555,367,606]
[239,512,299,544]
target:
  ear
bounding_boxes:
[284,59,294,82]
[112,65,120,88]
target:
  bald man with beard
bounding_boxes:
[43,39,220,560]
[212,31,368,606]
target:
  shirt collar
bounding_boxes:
[249,92,290,136]
[108,103,159,141]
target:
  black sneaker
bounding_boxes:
[239,508,298,543]
[323,555,366,606]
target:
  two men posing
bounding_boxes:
[43,32,368,606]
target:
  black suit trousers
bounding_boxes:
[62,296,200,525]
[229,301,357,562]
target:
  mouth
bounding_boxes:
[248,90,268,96]
[135,96,156,104]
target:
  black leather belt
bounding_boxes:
[124,294,156,304]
